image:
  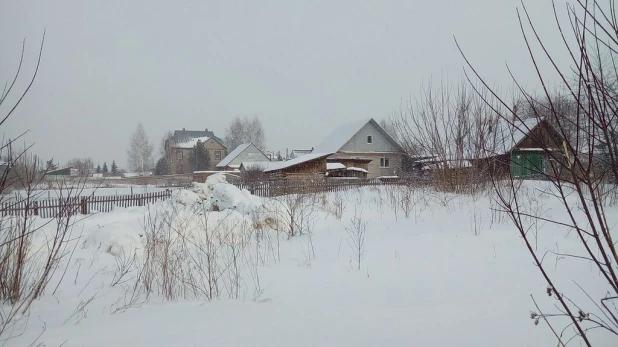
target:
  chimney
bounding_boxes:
[183,128,186,131]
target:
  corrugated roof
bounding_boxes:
[216,143,252,167]
[264,152,333,173]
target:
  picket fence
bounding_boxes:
[236,177,422,197]
[0,177,426,218]
[0,190,172,218]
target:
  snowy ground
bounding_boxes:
[1,177,614,346]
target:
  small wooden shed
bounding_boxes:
[263,153,331,181]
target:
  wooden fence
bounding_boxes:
[0,177,427,217]
[0,190,172,218]
[236,177,425,197]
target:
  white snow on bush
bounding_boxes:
[172,189,203,206]
[209,183,263,215]
[78,174,267,257]
[83,222,144,256]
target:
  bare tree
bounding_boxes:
[392,79,499,191]
[379,118,400,143]
[66,157,94,177]
[458,1,618,345]
[160,130,173,158]
[127,122,153,175]
[224,116,266,151]
[0,31,89,343]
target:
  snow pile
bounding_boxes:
[81,173,268,257]
[83,222,144,256]
[210,183,264,215]
[190,173,265,216]
[172,189,203,206]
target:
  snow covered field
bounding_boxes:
[1,175,614,346]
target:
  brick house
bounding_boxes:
[165,128,228,174]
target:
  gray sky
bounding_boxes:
[0,0,570,168]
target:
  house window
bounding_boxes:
[367,135,373,144]
[177,151,183,160]
[380,157,390,168]
[215,150,222,161]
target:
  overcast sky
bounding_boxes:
[0,0,571,168]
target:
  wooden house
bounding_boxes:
[480,117,564,178]
[263,153,331,180]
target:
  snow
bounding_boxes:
[326,162,346,170]
[216,143,252,167]
[346,166,368,173]
[174,136,211,149]
[516,147,547,151]
[3,180,615,346]
[263,152,333,172]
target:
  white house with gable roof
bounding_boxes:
[312,118,406,178]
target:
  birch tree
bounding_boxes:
[224,116,265,151]
[127,122,153,174]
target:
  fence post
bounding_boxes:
[80,197,87,215]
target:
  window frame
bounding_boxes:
[380,157,390,168]
[367,135,373,144]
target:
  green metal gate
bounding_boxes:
[511,152,545,178]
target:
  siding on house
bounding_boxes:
[331,152,404,178]
[217,143,269,170]
[203,138,228,169]
[339,122,401,154]
[167,137,227,174]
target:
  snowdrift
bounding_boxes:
[82,173,268,256]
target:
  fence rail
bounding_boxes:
[0,190,172,218]
[0,177,426,217]
[236,177,425,197]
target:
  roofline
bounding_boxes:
[367,118,406,153]
[215,142,268,167]
[264,152,332,173]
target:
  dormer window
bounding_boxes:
[367,135,373,144]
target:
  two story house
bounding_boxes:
[165,128,228,174]
[312,118,406,178]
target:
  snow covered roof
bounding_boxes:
[216,143,252,167]
[174,136,211,149]
[326,162,346,170]
[171,129,225,149]
[346,167,368,173]
[494,117,543,153]
[240,161,273,171]
[264,152,333,173]
[290,149,313,158]
[312,118,372,153]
